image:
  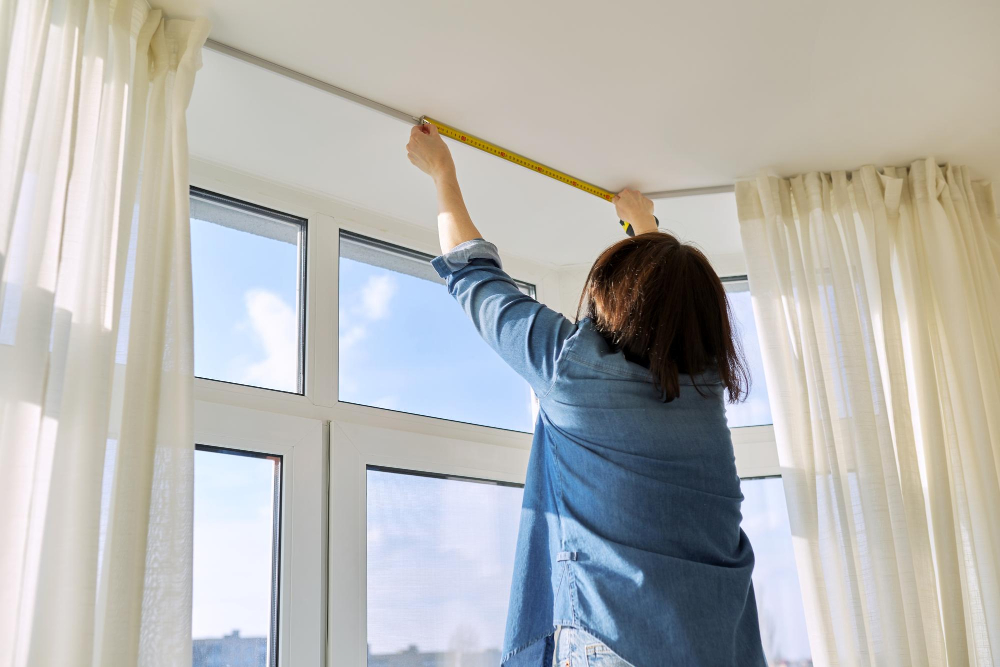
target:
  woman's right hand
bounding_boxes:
[406,122,456,182]
[613,189,658,235]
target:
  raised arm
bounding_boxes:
[406,122,481,253]
[405,122,576,397]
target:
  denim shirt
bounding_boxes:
[432,240,766,667]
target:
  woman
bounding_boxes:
[407,123,766,667]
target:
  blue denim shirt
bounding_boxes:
[432,240,766,667]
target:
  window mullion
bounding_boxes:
[306,213,339,407]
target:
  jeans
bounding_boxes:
[552,626,634,667]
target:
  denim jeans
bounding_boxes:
[553,627,634,667]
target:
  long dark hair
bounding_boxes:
[577,232,750,403]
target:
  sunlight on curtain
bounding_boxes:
[736,161,999,666]
[0,1,209,666]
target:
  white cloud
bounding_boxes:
[339,274,398,352]
[361,274,397,321]
[237,275,397,392]
[241,288,298,392]
[339,323,366,350]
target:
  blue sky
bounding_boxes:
[188,214,809,662]
[367,470,522,655]
[725,286,773,428]
[192,450,276,639]
[190,218,300,392]
[338,257,534,432]
[190,219,291,641]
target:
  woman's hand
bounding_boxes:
[406,122,456,181]
[614,188,658,235]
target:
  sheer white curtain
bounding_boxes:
[0,1,209,666]
[736,160,999,666]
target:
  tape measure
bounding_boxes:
[421,117,656,237]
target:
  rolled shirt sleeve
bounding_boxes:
[431,239,576,399]
[430,238,505,275]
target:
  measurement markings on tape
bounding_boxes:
[421,117,616,202]
[420,117,653,237]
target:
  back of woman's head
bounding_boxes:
[578,232,749,403]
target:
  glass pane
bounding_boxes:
[740,477,813,666]
[193,447,280,667]
[367,467,522,665]
[339,232,535,432]
[724,280,773,427]
[191,188,305,393]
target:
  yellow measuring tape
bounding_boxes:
[421,117,652,237]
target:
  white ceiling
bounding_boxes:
[187,49,741,267]
[179,0,1000,266]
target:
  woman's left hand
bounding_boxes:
[406,123,456,181]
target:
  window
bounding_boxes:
[723,278,773,428]
[183,169,797,667]
[193,446,282,667]
[366,467,523,665]
[339,231,536,432]
[740,477,812,666]
[190,188,306,393]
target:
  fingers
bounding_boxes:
[411,122,441,139]
[410,124,432,142]
[412,122,436,136]
[616,188,653,209]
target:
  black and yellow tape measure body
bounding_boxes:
[421,117,656,237]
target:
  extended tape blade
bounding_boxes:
[421,117,617,203]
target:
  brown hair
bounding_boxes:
[577,233,750,403]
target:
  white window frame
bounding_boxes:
[189,186,310,395]
[187,158,780,667]
[193,400,326,667]
[719,275,780,478]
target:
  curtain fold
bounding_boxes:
[0,1,209,666]
[736,160,999,666]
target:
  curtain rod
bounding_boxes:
[203,39,736,200]
[204,39,421,124]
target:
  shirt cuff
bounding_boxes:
[431,238,503,277]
